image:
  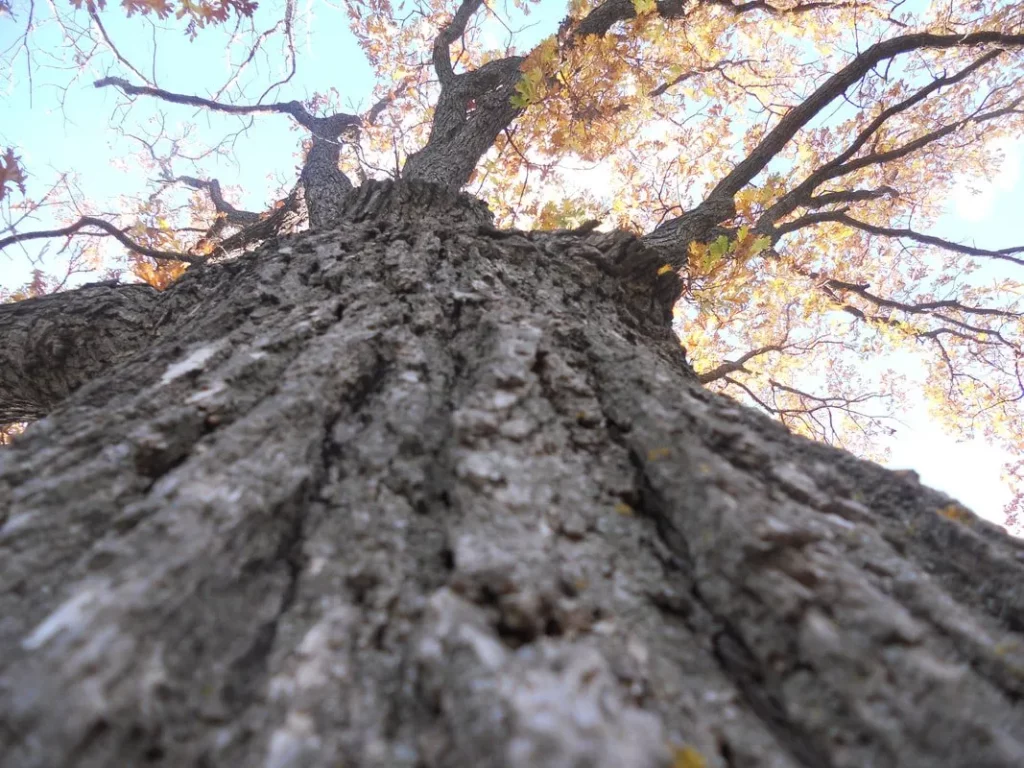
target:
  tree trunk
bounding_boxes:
[2,181,1024,768]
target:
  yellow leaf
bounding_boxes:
[937,504,973,525]
[671,745,707,768]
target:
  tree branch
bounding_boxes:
[776,210,1024,267]
[568,0,847,43]
[407,0,751,189]
[804,186,898,208]
[569,0,688,42]
[96,76,363,231]
[94,76,360,135]
[838,212,1024,266]
[0,216,202,264]
[401,0,524,188]
[219,189,307,252]
[707,0,859,14]
[365,77,413,126]
[762,52,1000,225]
[824,277,1020,321]
[88,7,153,86]
[821,99,1023,185]
[698,342,788,383]
[648,59,755,98]
[173,176,261,228]
[705,31,1024,203]
[432,0,484,85]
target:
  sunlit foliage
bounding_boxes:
[2,0,1023,527]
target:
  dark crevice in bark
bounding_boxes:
[718,739,738,768]
[703,419,1024,707]
[223,560,301,713]
[616,407,831,767]
[581,316,1020,765]
[711,626,835,768]
[5,183,1024,767]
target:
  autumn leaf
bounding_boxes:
[633,0,657,16]
[72,0,258,31]
[4,0,1023,531]
[0,148,26,201]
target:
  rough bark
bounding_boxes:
[0,282,184,423]
[2,182,1024,768]
[400,0,523,190]
[299,115,357,231]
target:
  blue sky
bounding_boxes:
[1,2,1021,526]
[883,138,1022,520]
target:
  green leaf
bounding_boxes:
[709,235,730,259]
[750,235,773,255]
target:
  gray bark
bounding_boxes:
[300,115,357,231]
[400,0,523,190]
[2,181,1024,768]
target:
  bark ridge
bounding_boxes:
[1,183,1023,768]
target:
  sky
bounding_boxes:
[883,137,1023,523]
[0,1,1021,528]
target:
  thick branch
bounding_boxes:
[405,0,705,189]
[698,343,788,383]
[94,76,360,135]
[763,53,1000,224]
[404,0,843,191]
[402,1,524,188]
[707,0,857,13]
[218,185,307,252]
[0,216,202,264]
[432,0,485,85]
[174,176,262,228]
[569,0,840,43]
[300,135,354,229]
[805,186,898,208]
[705,31,1024,202]
[569,0,687,42]
[641,201,739,263]
[97,76,361,232]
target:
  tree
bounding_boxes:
[5,0,1024,519]
[2,1,1024,765]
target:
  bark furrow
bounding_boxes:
[2,183,1023,768]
